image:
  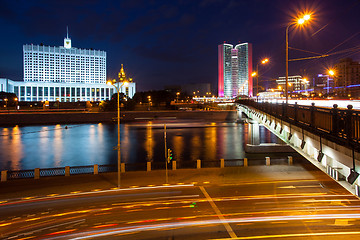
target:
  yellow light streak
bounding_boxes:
[25,217,41,222]
[217,231,360,239]
[0,222,11,227]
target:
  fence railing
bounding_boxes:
[238,100,360,151]
[1,156,297,181]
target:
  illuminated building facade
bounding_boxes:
[218,42,252,98]
[276,75,305,91]
[0,32,136,101]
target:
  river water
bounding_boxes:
[0,120,282,171]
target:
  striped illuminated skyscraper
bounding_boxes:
[218,42,252,98]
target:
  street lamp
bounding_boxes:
[147,96,151,110]
[107,79,128,189]
[328,69,335,95]
[286,13,311,103]
[14,97,18,111]
[252,58,270,101]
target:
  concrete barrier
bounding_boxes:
[355,185,360,197]
[220,158,224,168]
[244,158,248,167]
[65,166,70,176]
[147,162,151,172]
[266,157,270,166]
[121,163,125,173]
[172,161,176,170]
[94,164,98,175]
[34,168,40,179]
[288,156,293,165]
[1,170,7,182]
[197,159,201,169]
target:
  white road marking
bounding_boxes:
[199,186,237,239]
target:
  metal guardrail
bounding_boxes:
[1,157,297,181]
[237,100,360,151]
[7,170,34,179]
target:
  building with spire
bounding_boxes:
[0,30,136,102]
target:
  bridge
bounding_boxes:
[237,99,360,197]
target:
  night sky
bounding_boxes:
[0,0,360,92]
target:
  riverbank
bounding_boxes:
[0,110,237,126]
[0,162,324,200]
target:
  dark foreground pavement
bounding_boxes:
[1,162,360,240]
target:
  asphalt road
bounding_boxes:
[1,166,360,240]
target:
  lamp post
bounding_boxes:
[286,14,311,104]
[107,79,128,189]
[147,96,151,111]
[328,69,335,96]
[252,58,269,101]
[14,97,18,111]
[4,98,8,110]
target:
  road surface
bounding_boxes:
[1,164,360,239]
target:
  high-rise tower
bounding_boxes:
[218,42,252,98]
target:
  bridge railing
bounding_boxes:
[1,156,298,181]
[238,99,360,150]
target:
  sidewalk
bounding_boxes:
[0,164,330,200]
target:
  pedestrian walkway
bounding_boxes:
[0,163,332,201]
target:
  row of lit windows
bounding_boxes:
[14,86,115,98]
[23,46,106,56]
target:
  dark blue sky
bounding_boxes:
[0,0,360,91]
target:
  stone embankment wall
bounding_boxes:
[0,110,237,125]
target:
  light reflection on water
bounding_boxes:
[0,121,282,171]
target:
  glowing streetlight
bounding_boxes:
[303,14,311,20]
[285,13,312,103]
[253,58,270,101]
[328,69,336,95]
[107,65,130,189]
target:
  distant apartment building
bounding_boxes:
[334,58,360,87]
[218,42,252,98]
[0,32,136,102]
[314,74,334,94]
[276,75,309,92]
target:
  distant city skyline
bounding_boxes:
[0,0,360,92]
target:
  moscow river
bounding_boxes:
[0,120,282,171]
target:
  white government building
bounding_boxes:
[0,33,136,102]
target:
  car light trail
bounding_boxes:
[44,213,360,239]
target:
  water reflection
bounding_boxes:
[145,123,155,162]
[0,121,282,171]
[53,124,63,167]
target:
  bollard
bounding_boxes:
[1,170,7,182]
[266,157,270,166]
[244,158,248,167]
[197,159,201,169]
[34,168,40,179]
[288,156,293,165]
[65,166,70,176]
[94,164,98,175]
[172,160,177,170]
[147,162,151,172]
[121,163,125,173]
[220,158,224,168]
